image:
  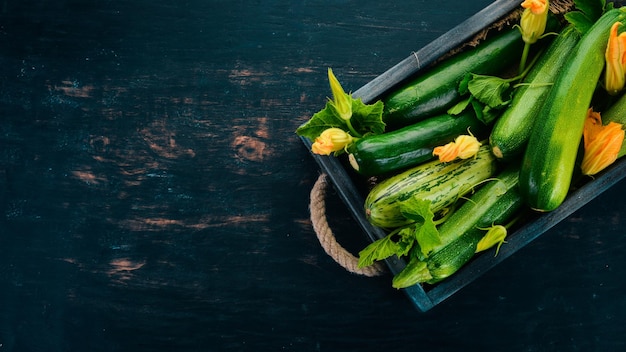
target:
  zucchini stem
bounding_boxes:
[345,118,362,138]
[519,42,531,75]
[518,32,556,75]
[502,211,524,230]
[513,47,543,82]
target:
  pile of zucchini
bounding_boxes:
[351,5,626,288]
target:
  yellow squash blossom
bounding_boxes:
[311,128,353,155]
[581,108,625,176]
[327,68,352,120]
[604,22,626,95]
[433,134,481,162]
[520,0,549,44]
[475,225,508,256]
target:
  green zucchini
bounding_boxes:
[520,8,626,212]
[348,109,488,177]
[365,145,498,229]
[382,27,525,128]
[490,25,580,160]
[392,165,524,288]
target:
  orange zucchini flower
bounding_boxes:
[581,108,625,176]
[311,127,354,155]
[433,133,481,162]
[604,22,626,95]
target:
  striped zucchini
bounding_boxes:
[365,145,498,229]
[520,8,626,212]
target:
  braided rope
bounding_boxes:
[309,174,385,277]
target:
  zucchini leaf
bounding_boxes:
[565,0,612,34]
[565,11,595,34]
[574,0,608,22]
[359,198,443,267]
[399,197,441,258]
[295,101,346,141]
[357,228,414,268]
[350,98,385,136]
[296,96,385,141]
[357,234,398,268]
[473,101,501,126]
[458,73,472,96]
[448,72,511,124]
[467,73,513,109]
[447,97,471,116]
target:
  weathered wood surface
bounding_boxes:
[1,1,625,351]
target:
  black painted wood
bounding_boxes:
[1,1,626,351]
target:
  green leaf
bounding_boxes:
[565,11,595,34]
[566,0,609,34]
[395,228,417,258]
[479,104,502,125]
[576,0,605,22]
[296,97,385,141]
[357,235,397,268]
[447,97,471,116]
[295,101,347,141]
[296,71,385,142]
[471,99,486,124]
[357,229,414,268]
[351,98,386,136]
[467,74,512,109]
[399,197,441,258]
[414,217,440,258]
[399,197,432,223]
[458,73,472,96]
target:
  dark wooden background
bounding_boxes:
[1,0,625,351]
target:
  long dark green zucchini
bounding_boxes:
[381,27,525,128]
[348,109,488,177]
[520,8,626,212]
[490,25,581,160]
[392,164,524,288]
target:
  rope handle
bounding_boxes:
[309,173,386,277]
